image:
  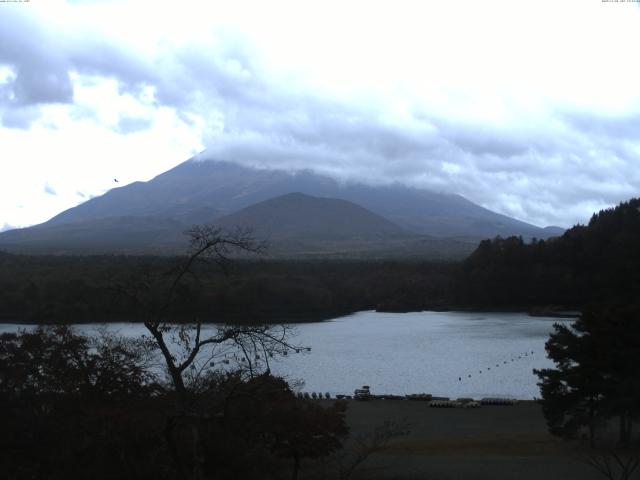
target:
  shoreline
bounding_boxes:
[0,306,580,325]
[304,392,527,404]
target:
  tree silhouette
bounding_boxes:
[0,326,165,479]
[112,225,346,479]
[535,305,640,448]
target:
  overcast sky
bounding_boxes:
[1,0,639,231]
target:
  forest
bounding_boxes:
[0,253,457,324]
[457,198,640,309]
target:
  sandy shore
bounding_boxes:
[312,399,610,480]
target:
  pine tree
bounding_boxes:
[535,305,640,447]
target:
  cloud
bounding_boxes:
[116,115,153,134]
[44,182,57,196]
[1,105,41,129]
[201,95,640,227]
[1,0,640,228]
[0,3,153,129]
[0,9,74,126]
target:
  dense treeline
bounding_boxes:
[457,198,640,309]
[0,252,458,324]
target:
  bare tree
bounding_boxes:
[114,225,304,479]
[584,448,640,480]
[114,226,301,393]
[338,419,411,480]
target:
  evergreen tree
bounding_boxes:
[535,305,640,447]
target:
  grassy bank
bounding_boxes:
[309,399,620,480]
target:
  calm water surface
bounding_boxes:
[1,310,570,400]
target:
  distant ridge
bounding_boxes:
[542,226,565,237]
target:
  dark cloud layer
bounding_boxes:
[0,6,153,126]
[1,4,639,228]
[0,10,74,108]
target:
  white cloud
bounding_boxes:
[0,73,204,227]
[0,222,15,233]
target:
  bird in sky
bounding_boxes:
[113,178,119,183]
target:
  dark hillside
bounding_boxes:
[215,192,404,239]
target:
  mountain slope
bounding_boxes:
[42,156,558,238]
[215,192,404,239]
[0,156,564,255]
[0,216,184,253]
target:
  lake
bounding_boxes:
[0,310,570,400]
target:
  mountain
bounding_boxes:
[542,226,565,237]
[215,192,404,240]
[0,216,185,254]
[43,157,559,236]
[0,156,563,256]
